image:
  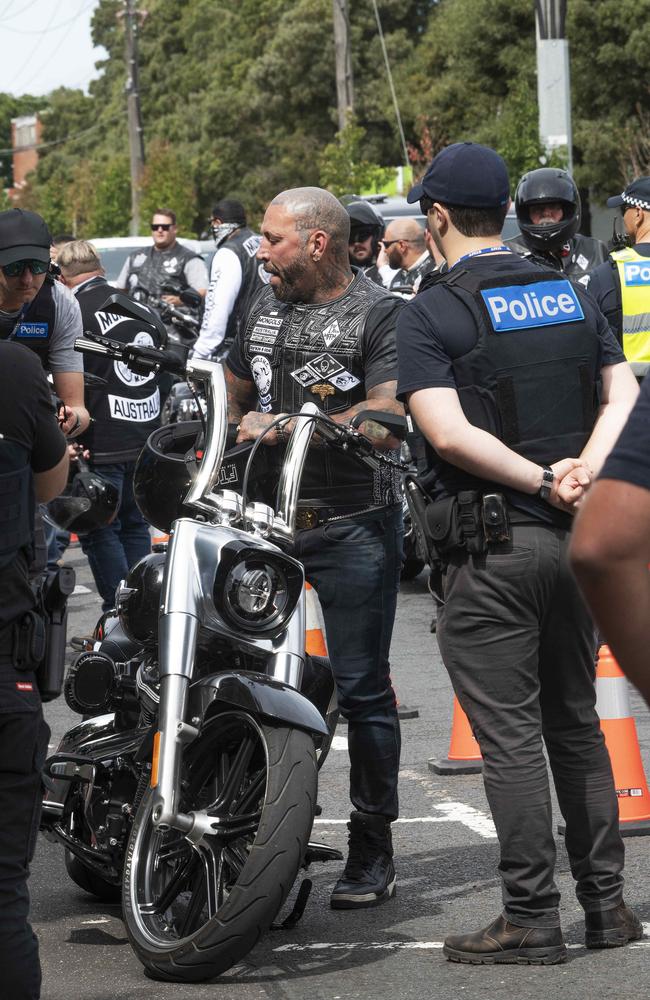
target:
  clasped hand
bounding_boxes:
[548,458,593,514]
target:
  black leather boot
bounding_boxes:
[585,902,643,949]
[330,811,396,909]
[443,914,567,965]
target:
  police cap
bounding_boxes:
[408,142,510,209]
[607,177,650,213]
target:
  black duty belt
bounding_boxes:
[295,503,381,530]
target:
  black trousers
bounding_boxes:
[437,521,624,928]
[0,656,49,1000]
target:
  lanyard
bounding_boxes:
[453,245,514,268]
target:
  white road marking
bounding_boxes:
[330,735,348,751]
[81,919,110,925]
[72,584,92,596]
[275,938,650,954]
[314,800,497,839]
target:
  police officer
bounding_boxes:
[507,167,607,281]
[58,240,163,610]
[191,199,271,359]
[117,208,208,308]
[0,209,89,437]
[0,340,68,999]
[397,142,641,964]
[226,186,404,910]
[587,177,650,373]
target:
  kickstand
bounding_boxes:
[271,877,313,931]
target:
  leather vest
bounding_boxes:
[6,277,56,368]
[611,247,650,364]
[125,243,200,299]
[390,254,437,294]
[223,228,271,340]
[507,233,608,280]
[422,260,602,517]
[242,273,400,504]
[76,278,163,462]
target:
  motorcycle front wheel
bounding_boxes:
[122,710,317,982]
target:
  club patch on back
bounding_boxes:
[481,280,584,332]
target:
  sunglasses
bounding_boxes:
[2,258,49,277]
[349,226,377,242]
[620,204,631,216]
[151,223,172,231]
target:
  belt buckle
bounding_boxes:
[296,508,319,530]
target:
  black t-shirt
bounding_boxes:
[587,243,650,341]
[0,343,67,629]
[396,254,625,520]
[600,373,650,490]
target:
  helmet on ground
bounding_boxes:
[48,469,119,534]
[514,167,581,253]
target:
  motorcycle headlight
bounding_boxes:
[214,543,304,635]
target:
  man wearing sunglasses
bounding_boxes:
[380,218,439,298]
[345,200,394,287]
[585,177,650,372]
[0,209,89,441]
[117,208,208,309]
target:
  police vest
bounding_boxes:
[0,462,33,572]
[423,260,602,518]
[5,277,56,368]
[242,273,401,505]
[125,243,200,299]
[222,227,271,340]
[611,247,650,364]
[76,278,163,463]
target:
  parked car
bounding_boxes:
[357,193,520,241]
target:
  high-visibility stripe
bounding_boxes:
[595,676,632,720]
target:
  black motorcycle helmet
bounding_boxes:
[133,420,277,534]
[514,168,581,253]
[48,468,119,534]
[117,551,167,646]
[345,200,385,262]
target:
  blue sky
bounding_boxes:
[0,0,107,97]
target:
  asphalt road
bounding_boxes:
[33,544,650,1000]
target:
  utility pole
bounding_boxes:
[534,0,573,172]
[124,0,145,235]
[332,0,354,131]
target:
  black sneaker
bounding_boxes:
[443,914,567,965]
[330,811,396,909]
[585,902,643,949]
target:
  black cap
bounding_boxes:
[407,142,510,209]
[0,208,51,266]
[345,200,384,229]
[607,177,650,212]
[211,199,246,225]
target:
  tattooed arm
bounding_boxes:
[328,381,404,451]
[225,365,258,425]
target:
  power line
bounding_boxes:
[0,0,40,23]
[8,3,61,91]
[371,0,409,167]
[0,112,122,156]
[1,1,95,34]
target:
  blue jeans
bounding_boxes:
[293,504,403,820]
[80,462,151,611]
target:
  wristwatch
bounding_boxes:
[538,465,555,501]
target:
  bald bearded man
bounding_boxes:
[381,217,439,297]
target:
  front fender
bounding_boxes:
[188,670,329,737]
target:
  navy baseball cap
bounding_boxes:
[607,177,650,212]
[0,208,51,266]
[407,142,510,209]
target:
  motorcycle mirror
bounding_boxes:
[349,410,407,440]
[179,288,202,309]
[98,292,168,342]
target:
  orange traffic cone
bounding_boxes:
[429,695,483,774]
[304,582,328,656]
[596,645,650,836]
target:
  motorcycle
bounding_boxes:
[132,281,202,364]
[41,293,404,982]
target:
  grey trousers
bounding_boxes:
[437,520,625,928]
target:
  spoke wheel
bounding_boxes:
[122,711,316,982]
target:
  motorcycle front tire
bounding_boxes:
[122,713,317,982]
